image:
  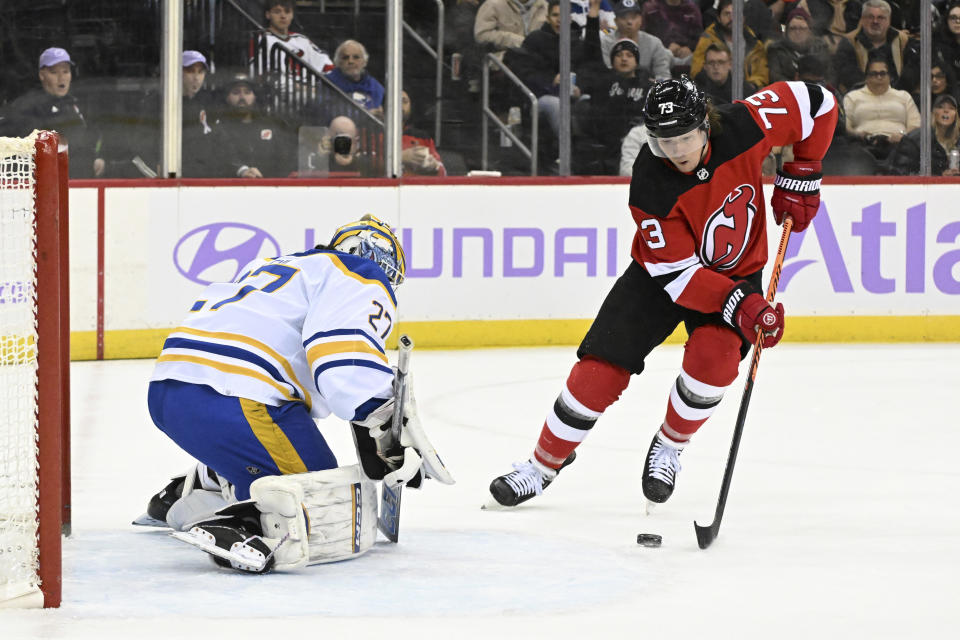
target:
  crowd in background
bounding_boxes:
[0,0,958,178]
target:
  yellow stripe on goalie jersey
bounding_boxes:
[239,398,308,475]
[305,340,389,369]
[170,326,312,411]
[326,254,396,311]
[156,353,303,404]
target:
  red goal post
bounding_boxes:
[0,130,70,609]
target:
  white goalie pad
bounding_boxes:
[250,464,379,569]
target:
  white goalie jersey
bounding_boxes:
[151,249,396,421]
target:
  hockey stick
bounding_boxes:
[377,334,414,543]
[694,217,793,550]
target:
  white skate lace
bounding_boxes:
[647,439,681,485]
[503,461,544,497]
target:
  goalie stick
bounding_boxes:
[378,334,413,542]
[694,217,793,550]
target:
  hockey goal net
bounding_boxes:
[0,131,69,609]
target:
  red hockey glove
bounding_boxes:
[721,282,785,348]
[771,160,822,233]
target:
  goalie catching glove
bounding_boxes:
[722,281,785,348]
[771,160,821,233]
[350,373,454,488]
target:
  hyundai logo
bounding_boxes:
[173,223,281,285]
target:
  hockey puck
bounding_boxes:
[636,533,662,547]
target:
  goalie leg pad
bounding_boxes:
[250,464,378,568]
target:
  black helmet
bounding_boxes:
[642,75,707,138]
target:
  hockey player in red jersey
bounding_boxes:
[489,76,837,508]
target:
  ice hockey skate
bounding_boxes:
[642,433,682,508]
[171,502,277,574]
[485,452,576,508]
[133,464,230,529]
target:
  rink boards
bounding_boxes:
[62,177,960,359]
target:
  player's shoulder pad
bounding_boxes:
[711,102,767,156]
[292,248,397,307]
[629,148,696,219]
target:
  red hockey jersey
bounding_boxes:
[628,81,838,314]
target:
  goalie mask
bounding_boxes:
[329,214,406,286]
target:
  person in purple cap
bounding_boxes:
[0,47,104,177]
[125,50,226,177]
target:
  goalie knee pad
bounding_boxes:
[249,464,379,569]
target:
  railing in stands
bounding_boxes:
[402,0,444,146]
[481,54,538,176]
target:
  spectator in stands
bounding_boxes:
[619,123,648,176]
[251,0,334,79]
[927,64,960,106]
[886,93,960,176]
[641,0,703,64]
[576,37,651,168]
[599,0,673,81]
[0,47,104,178]
[314,115,376,177]
[691,0,768,89]
[843,54,920,159]
[215,73,298,178]
[765,8,829,83]
[180,51,227,177]
[833,0,913,94]
[401,91,446,175]
[935,1,960,82]
[700,0,779,43]
[507,0,586,140]
[326,40,385,118]
[804,0,863,52]
[474,0,549,62]
[694,42,756,104]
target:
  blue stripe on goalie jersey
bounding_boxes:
[313,358,393,389]
[292,248,397,307]
[352,396,389,422]
[302,328,385,353]
[162,336,304,401]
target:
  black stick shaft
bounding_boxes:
[694,219,793,549]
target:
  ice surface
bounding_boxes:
[3,344,959,639]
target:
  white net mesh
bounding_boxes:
[0,132,41,602]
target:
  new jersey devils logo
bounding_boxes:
[699,184,757,271]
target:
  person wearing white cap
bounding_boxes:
[0,46,104,177]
